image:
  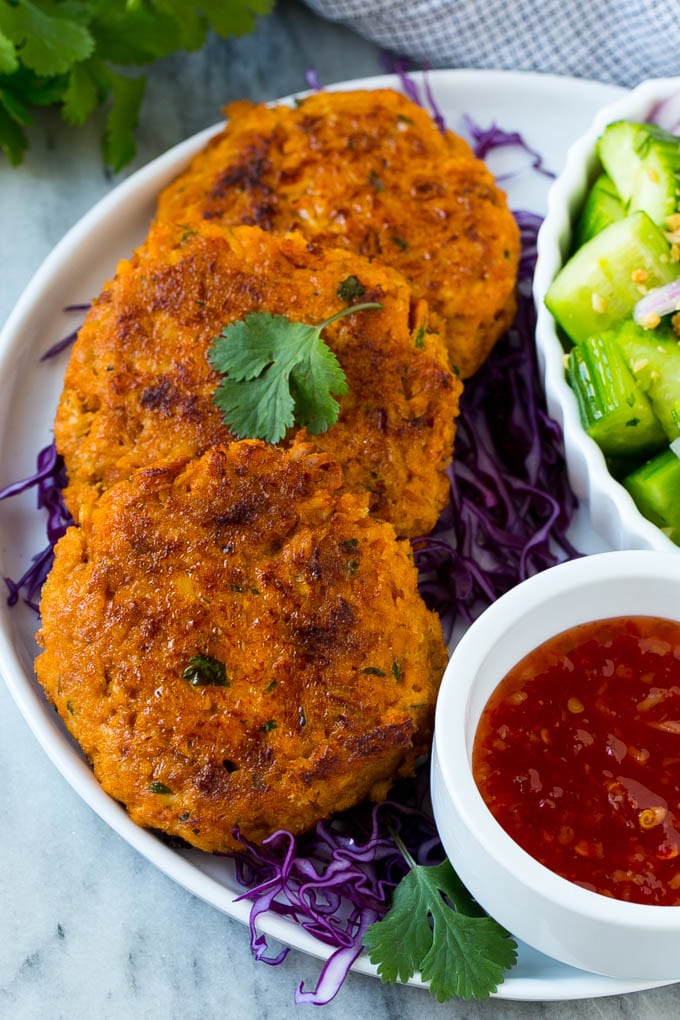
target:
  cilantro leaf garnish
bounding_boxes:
[363,835,517,1001]
[209,303,381,444]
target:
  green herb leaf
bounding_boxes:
[91,3,204,64]
[3,64,69,106]
[209,304,381,444]
[337,275,365,302]
[0,82,30,125]
[363,856,517,1002]
[0,101,27,163]
[148,781,173,794]
[0,28,18,74]
[192,0,273,37]
[182,653,229,687]
[368,169,383,191]
[62,58,102,125]
[102,67,145,171]
[0,0,94,76]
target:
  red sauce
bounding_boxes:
[473,615,680,906]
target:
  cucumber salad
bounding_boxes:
[545,120,680,543]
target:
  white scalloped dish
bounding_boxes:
[533,76,680,553]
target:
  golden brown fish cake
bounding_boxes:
[56,220,459,537]
[35,442,448,854]
[156,87,520,377]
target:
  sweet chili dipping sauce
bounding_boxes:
[473,615,680,906]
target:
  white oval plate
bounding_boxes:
[0,68,671,1001]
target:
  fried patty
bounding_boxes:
[55,220,459,537]
[35,442,449,853]
[156,88,520,377]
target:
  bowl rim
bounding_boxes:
[434,548,680,932]
[532,76,680,554]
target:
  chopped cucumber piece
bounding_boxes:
[567,332,665,457]
[573,173,625,249]
[598,121,680,227]
[609,318,680,440]
[545,211,679,344]
[623,448,680,543]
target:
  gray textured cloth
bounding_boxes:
[303,0,680,87]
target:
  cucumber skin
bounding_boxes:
[610,319,680,440]
[623,448,680,542]
[598,121,680,226]
[545,211,680,344]
[572,173,625,249]
[567,334,665,458]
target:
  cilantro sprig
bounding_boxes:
[0,0,273,169]
[208,303,381,444]
[363,833,518,1001]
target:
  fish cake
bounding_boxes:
[156,87,520,377]
[35,442,449,853]
[56,220,459,537]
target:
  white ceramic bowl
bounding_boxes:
[431,549,680,981]
[533,76,680,553]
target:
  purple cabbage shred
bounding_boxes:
[40,304,89,361]
[413,209,580,638]
[1,442,73,611]
[463,115,556,182]
[228,777,442,1005]
[379,54,446,134]
[304,67,321,92]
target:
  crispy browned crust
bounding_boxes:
[55,220,459,537]
[35,442,448,853]
[156,88,520,377]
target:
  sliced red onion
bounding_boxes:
[633,279,680,326]
[648,92,680,135]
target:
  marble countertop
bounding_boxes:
[2,3,680,1017]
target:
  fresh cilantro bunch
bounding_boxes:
[0,0,274,169]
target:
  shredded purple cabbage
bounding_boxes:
[379,54,446,134]
[1,442,73,611]
[228,775,441,1005]
[413,210,580,638]
[0,86,583,1004]
[304,67,321,92]
[40,304,89,361]
[463,115,556,183]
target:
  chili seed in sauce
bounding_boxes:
[472,615,680,906]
